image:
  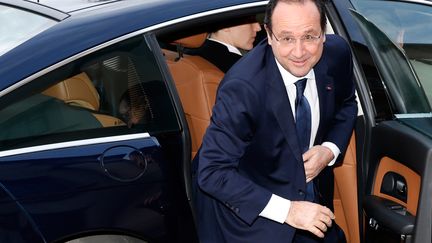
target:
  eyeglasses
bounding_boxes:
[269,29,322,47]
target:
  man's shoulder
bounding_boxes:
[225,39,270,78]
[202,39,227,51]
[323,34,350,55]
[321,34,352,68]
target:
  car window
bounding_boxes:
[350,9,430,115]
[0,4,57,56]
[0,35,179,151]
[351,0,432,112]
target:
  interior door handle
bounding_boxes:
[381,172,408,202]
[363,195,415,235]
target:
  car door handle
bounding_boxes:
[363,195,415,235]
[381,172,408,202]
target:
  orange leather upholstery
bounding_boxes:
[334,132,360,243]
[174,33,208,48]
[166,33,224,158]
[43,72,124,127]
[43,72,100,111]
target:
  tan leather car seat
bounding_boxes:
[165,33,224,158]
[42,72,124,127]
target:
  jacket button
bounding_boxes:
[298,190,305,196]
[234,208,240,213]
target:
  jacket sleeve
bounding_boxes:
[196,77,272,225]
[323,35,358,163]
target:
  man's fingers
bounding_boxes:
[285,201,336,238]
[320,215,333,227]
[302,149,313,161]
[310,217,331,238]
[315,221,328,233]
[320,206,335,220]
[309,206,334,238]
[319,214,333,228]
[311,226,325,238]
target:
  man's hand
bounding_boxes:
[303,145,334,182]
[285,201,335,238]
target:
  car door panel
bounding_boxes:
[0,134,170,242]
[372,156,420,215]
[329,1,432,241]
[362,121,432,243]
[0,193,45,243]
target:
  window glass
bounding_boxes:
[0,4,57,56]
[351,0,432,112]
[0,35,179,151]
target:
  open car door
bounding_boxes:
[351,8,432,243]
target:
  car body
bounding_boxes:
[0,0,431,242]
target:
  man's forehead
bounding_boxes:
[271,1,321,29]
[272,0,319,18]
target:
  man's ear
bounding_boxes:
[264,24,272,45]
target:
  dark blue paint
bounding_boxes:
[0,136,172,242]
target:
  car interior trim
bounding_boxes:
[372,156,420,215]
[0,132,150,158]
[395,113,432,118]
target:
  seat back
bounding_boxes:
[42,72,124,127]
[166,33,224,158]
[42,72,100,111]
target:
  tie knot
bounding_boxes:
[295,78,308,96]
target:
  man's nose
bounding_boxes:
[292,40,306,57]
[253,23,262,32]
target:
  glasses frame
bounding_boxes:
[268,28,323,46]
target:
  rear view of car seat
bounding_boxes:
[42,72,125,127]
[165,33,224,159]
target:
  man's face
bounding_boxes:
[119,99,143,128]
[266,0,325,77]
[227,22,262,51]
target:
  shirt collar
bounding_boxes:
[274,58,315,85]
[208,38,243,56]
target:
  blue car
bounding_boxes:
[1,0,432,242]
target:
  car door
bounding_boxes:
[330,0,432,242]
[0,33,196,242]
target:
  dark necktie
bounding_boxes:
[294,78,315,201]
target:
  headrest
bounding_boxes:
[42,72,100,111]
[173,33,207,48]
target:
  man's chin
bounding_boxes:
[290,69,310,78]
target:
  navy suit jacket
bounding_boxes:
[192,35,357,243]
[190,39,242,73]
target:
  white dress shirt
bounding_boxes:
[259,58,340,224]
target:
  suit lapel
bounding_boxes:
[265,49,302,162]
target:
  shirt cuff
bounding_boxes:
[322,141,340,166]
[259,194,291,224]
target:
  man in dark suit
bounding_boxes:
[192,0,357,242]
[190,18,261,72]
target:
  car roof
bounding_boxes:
[27,0,121,13]
[0,0,266,90]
